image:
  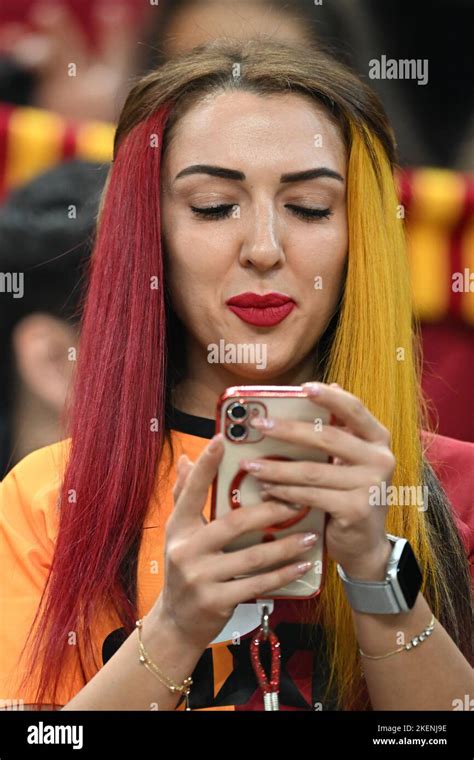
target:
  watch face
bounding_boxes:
[397,542,422,608]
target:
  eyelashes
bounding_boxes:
[286,204,332,222]
[190,204,333,222]
[190,203,237,219]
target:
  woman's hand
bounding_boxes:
[154,435,321,653]
[239,382,395,582]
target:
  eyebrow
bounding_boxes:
[174,164,344,184]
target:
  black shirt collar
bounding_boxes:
[169,406,216,440]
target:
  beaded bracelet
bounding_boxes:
[136,618,193,709]
[359,614,435,660]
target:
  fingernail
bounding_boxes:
[301,532,318,546]
[296,561,313,574]
[260,482,272,491]
[302,382,321,395]
[179,455,192,474]
[240,460,262,472]
[330,382,340,388]
[209,433,223,451]
[250,417,275,429]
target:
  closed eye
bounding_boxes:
[190,204,237,219]
[285,205,332,222]
[190,204,332,222]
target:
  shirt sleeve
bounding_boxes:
[0,442,85,707]
[423,431,474,589]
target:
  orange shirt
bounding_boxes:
[0,430,244,710]
[1,424,472,710]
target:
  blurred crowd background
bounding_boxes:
[0,0,473,477]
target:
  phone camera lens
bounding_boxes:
[227,403,248,422]
[228,423,247,440]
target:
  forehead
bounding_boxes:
[163,90,346,177]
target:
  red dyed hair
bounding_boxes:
[19,104,174,707]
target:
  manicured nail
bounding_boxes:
[301,532,318,546]
[302,382,321,395]
[240,460,262,472]
[250,417,275,429]
[296,561,313,574]
[209,433,223,451]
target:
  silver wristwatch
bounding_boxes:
[336,534,423,614]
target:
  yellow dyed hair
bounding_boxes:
[305,123,442,710]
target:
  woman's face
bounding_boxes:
[160,90,348,380]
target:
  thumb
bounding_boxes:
[173,455,208,525]
[173,454,194,502]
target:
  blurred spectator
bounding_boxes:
[151,0,316,58]
[0,159,108,476]
[149,0,474,171]
[1,0,472,168]
[0,0,150,122]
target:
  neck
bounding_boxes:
[171,336,320,418]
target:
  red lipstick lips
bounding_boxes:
[226,291,296,327]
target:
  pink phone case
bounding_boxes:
[210,385,331,600]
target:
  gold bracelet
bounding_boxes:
[359,614,436,660]
[136,618,193,710]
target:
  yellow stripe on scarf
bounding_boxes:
[4,107,64,191]
[408,169,465,321]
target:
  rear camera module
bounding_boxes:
[228,423,248,441]
[227,402,248,422]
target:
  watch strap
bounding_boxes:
[337,535,408,614]
[336,564,402,613]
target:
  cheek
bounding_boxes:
[163,225,224,328]
[297,218,348,299]
[166,255,206,328]
[163,212,229,286]
[163,233,201,298]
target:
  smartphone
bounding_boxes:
[211,385,332,600]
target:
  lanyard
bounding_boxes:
[250,602,281,710]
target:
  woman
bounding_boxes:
[0,38,472,712]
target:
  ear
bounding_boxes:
[11,313,78,412]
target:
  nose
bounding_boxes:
[239,200,285,271]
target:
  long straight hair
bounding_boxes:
[19,38,473,710]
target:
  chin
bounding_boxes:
[204,331,311,379]
[225,360,296,381]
